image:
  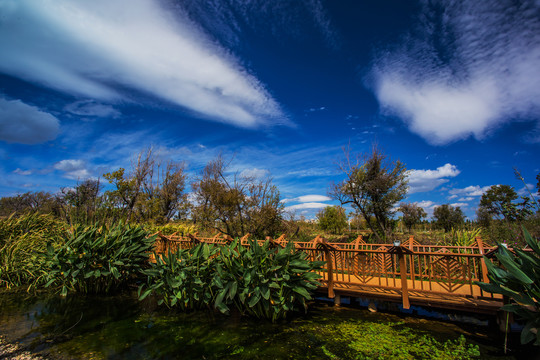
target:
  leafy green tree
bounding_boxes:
[398,203,427,233]
[433,204,465,232]
[316,206,348,234]
[479,185,532,223]
[330,145,408,242]
[191,156,283,238]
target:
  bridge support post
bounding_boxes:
[333,294,341,306]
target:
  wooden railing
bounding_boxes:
[151,232,506,313]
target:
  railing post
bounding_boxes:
[324,244,335,299]
[397,247,410,309]
[476,237,490,283]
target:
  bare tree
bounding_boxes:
[191,155,283,238]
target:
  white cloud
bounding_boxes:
[0,0,286,128]
[285,202,330,211]
[449,185,491,197]
[450,202,469,208]
[13,168,32,176]
[371,1,540,144]
[407,163,460,193]
[240,168,269,179]
[54,159,90,179]
[282,194,332,203]
[0,97,60,144]
[458,197,474,202]
[64,100,120,118]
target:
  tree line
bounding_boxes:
[2,146,539,242]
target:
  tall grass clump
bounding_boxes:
[0,213,66,290]
[140,240,323,322]
[45,223,155,296]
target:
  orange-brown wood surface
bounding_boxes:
[151,232,507,314]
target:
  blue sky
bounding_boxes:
[0,0,539,219]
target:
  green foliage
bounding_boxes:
[139,244,219,310]
[399,203,427,233]
[0,213,66,289]
[433,204,465,232]
[216,239,324,321]
[437,227,482,247]
[144,222,196,236]
[140,240,323,322]
[317,206,348,234]
[476,227,540,345]
[45,223,155,295]
[479,185,532,222]
[330,145,408,242]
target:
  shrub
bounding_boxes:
[140,240,324,322]
[139,244,219,310]
[45,223,155,295]
[476,227,540,345]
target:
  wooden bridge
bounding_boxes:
[152,232,505,314]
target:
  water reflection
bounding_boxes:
[0,291,533,359]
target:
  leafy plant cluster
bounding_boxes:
[477,228,540,345]
[44,223,155,296]
[140,240,323,322]
[0,213,67,289]
[144,222,197,236]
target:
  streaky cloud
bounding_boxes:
[0,0,288,128]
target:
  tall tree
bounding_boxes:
[479,185,532,223]
[191,156,283,238]
[398,203,427,233]
[316,206,348,234]
[433,204,465,232]
[329,145,408,242]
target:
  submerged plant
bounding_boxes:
[45,223,155,295]
[476,227,540,345]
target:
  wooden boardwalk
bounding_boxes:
[152,232,505,314]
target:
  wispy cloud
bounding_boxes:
[179,0,340,49]
[371,1,540,144]
[64,100,121,119]
[407,163,460,193]
[449,185,491,197]
[282,194,331,203]
[240,168,269,179]
[0,97,60,144]
[0,0,286,128]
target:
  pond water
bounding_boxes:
[0,290,536,359]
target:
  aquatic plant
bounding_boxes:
[45,223,155,295]
[140,240,323,321]
[0,213,66,290]
[476,227,540,345]
[215,239,324,321]
[140,243,219,310]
